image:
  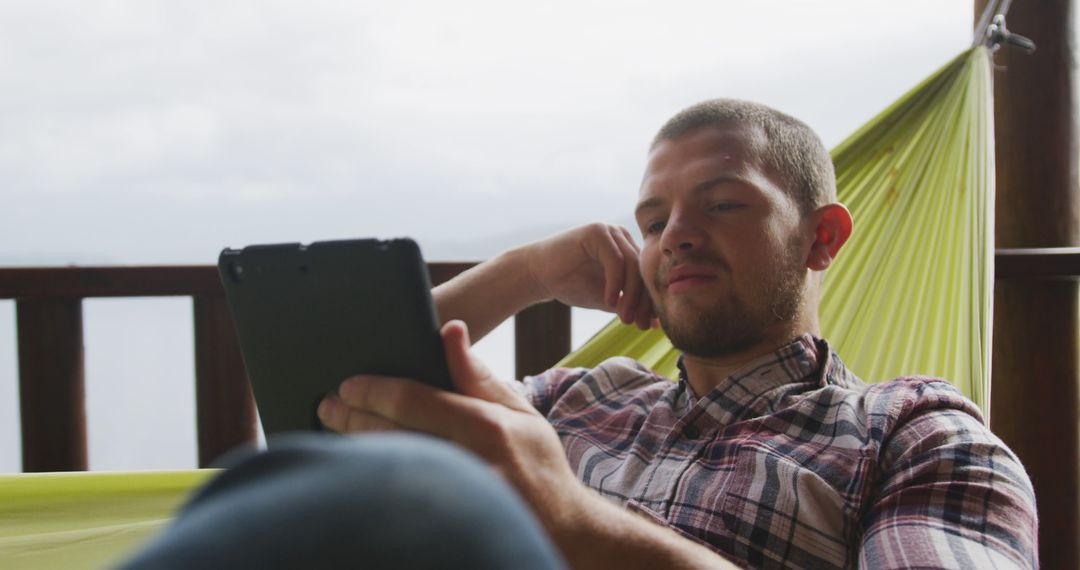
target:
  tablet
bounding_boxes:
[218,238,453,437]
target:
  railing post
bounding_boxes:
[977,0,1078,566]
[16,299,87,472]
[193,295,257,467]
[514,301,571,379]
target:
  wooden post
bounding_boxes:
[514,301,571,379]
[976,1,1078,567]
[193,295,257,467]
[16,299,87,472]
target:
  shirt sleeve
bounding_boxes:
[860,383,1038,569]
[517,367,591,416]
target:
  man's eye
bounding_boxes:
[644,221,666,235]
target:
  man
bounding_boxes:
[125,100,1037,569]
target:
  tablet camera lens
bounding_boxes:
[228,262,244,284]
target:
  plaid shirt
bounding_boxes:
[520,334,1037,569]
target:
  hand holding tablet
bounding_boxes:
[218,238,452,438]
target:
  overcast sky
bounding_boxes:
[0,1,979,472]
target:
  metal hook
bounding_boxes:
[985,15,1037,54]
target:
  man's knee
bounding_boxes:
[122,433,566,570]
[195,432,492,502]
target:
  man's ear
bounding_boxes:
[805,203,853,271]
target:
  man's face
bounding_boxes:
[635,124,811,358]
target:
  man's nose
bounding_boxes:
[659,211,706,255]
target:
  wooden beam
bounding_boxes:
[996,247,1080,278]
[0,266,223,299]
[193,295,258,467]
[977,1,1078,567]
[16,299,87,472]
[514,301,571,379]
[0,263,480,300]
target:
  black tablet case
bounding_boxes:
[218,238,453,437]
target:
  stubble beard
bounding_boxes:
[653,251,806,359]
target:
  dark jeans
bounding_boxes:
[119,433,567,570]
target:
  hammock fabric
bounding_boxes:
[1,47,994,569]
[558,47,994,414]
[0,470,216,569]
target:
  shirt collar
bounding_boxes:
[677,334,853,424]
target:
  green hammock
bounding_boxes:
[0,470,217,569]
[0,47,994,569]
[558,47,994,414]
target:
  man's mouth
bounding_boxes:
[664,265,719,293]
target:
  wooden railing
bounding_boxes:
[0,263,570,472]
[3,247,1078,473]
[994,247,1080,278]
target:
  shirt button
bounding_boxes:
[683,425,701,440]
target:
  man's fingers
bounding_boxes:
[590,228,625,309]
[618,225,640,254]
[318,396,400,433]
[589,224,645,317]
[336,373,492,442]
[318,395,351,432]
[334,371,537,463]
[633,295,656,330]
[611,227,644,324]
[328,321,535,445]
[442,320,533,413]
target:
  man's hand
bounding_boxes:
[318,320,732,569]
[318,320,591,531]
[433,223,655,343]
[522,223,654,330]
